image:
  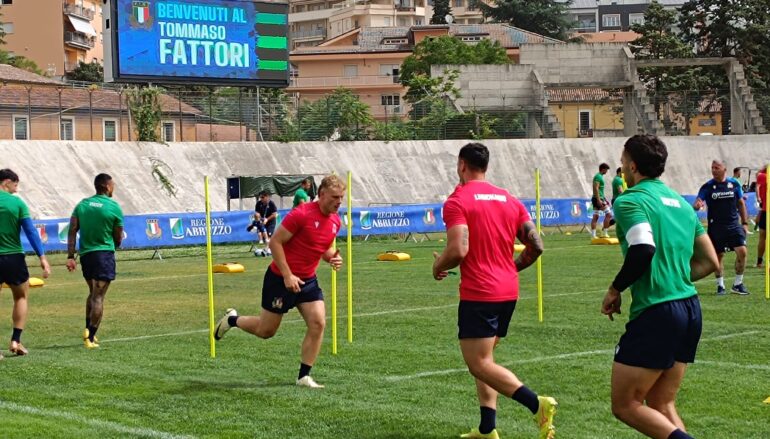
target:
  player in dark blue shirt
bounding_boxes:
[694,160,750,296]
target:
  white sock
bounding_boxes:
[591,229,597,238]
[734,274,744,285]
[716,277,725,288]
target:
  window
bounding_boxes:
[460,35,483,42]
[383,38,408,45]
[602,14,621,28]
[576,14,597,31]
[0,23,14,34]
[398,17,408,26]
[162,121,175,142]
[383,16,391,26]
[454,0,463,6]
[1,0,13,5]
[343,65,358,77]
[60,117,75,140]
[13,115,28,140]
[103,119,118,141]
[629,13,645,26]
[415,18,423,25]
[579,110,592,135]
[379,64,400,76]
[381,95,400,106]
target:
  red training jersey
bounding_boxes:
[269,201,340,279]
[443,180,532,302]
[757,171,767,212]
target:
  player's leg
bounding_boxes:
[215,268,286,340]
[731,228,749,294]
[296,299,326,387]
[8,281,30,355]
[230,308,283,339]
[602,204,613,235]
[714,251,726,295]
[646,362,688,430]
[84,278,95,340]
[757,212,766,267]
[86,279,111,345]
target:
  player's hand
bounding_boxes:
[743,223,749,234]
[432,251,448,281]
[66,258,77,272]
[284,274,305,293]
[601,287,622,321]
[329,250,342,271]
[693,199,704,210]
[39,256,51,279]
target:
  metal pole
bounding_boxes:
[89,89,94,140]
[58,88,63,140]
[238,87,243,142]
[208,87,213,141]
[118,89,123,141]
[256,87,262,138]
[26,87,32,139]
[178,89,184,142]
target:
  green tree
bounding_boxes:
[126,86,163,142]
[430,0,453,25]
[66,61,104,82]
[295,88,373,141]
[476,0,574,41]
[0,9,6,46]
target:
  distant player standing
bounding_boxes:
[293,178,312,208]
[602,134,718,439]
[66,174,124,348]
[0,169,51,357]
[591,163,613,238]
[755,167,767,268]
[611,167,625,205]
[433,143,557,439]
[693,160,750,295]
[215,175,344,388]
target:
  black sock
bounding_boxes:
[228,315,239,327]
[758,257,763,265]
[298,363,312,380]
[11,328,22,343]
[478,406,496,434]
[668,429,694,439]
[85,317,91,329]
[512,386,540,415]
[88,326,98,342]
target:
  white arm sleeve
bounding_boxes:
[626,222,656,247]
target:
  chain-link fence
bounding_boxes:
[0,82,767,142]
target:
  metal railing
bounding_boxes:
[64,31,95,49]
[289,75,400,88]
[63,3,96,20]
[290,28,327,40]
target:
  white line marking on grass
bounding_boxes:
[0,400,195,439]
[102,329,208,344]
[385,330,761,382]
[698,360,770,371]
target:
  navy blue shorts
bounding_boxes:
[708,226,746,253]
[614,296,702,369]
[261,268,323,314]
[458,300,517,339]
[0,253,29,286]
[249,221,275,236]
[759,211,767,231]
[81,251,116,281]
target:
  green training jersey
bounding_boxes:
[614,179,705,320]
[612,176,624,199]
[593,173,605,198]
[0,191,30,255]
[293,188,309,208]
[72,194,124,255]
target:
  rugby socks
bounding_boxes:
[734,274,744,286]
[11,328,22,343]
[591,229,597,238]
[85,316,91,329]
[227,315,239,328]
[758,257,763,266]
[298,363,312,380]
[478,406,496,434]
[716,277,725,288]
[512,385,539,415]
[667,429,694,439]
[87,326,99,342]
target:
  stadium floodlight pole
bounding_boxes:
[205,176,216,358]
[331,238,338,355]
[536,168,544,322]
[347,171,353,343]
[766,165,769,300]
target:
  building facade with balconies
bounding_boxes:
[0,0,103,78]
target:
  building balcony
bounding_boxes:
[291,28,328,40]
[63,3,96,21]
[288,75,403,90]
[64,31,96,49]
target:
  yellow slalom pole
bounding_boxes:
[346,171,353,343]
[536,168,543,322]
[204,176,216,358]
[331,237,338,355]
[765,165,769,300]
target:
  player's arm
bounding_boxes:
[322,247,342,270]
[66,216,80,271]
[693,185,707,210]
[433,224,468,279]
[514,221,543,272]
[112,225,124,248]
[20,218,50,278]
[737,196,749,229]
[593,181,600,199]
[265,203,278,222]
[268,226,305,293]
[690,234,718,281]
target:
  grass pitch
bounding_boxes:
[0,232,768,438]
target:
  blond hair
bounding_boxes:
[318,174,346,195]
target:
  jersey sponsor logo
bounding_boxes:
[332,223,338,234]
[314,221,320,229]
[170,218,185,239]
[473,194,507,202]
[711,191,735,200]
[145,219,162,239]
[88,201,104,208]
[423,208,435,225]
[571,202,582,217]
[57,222,69,244]
[660,197,681,208]
[35,224,48,244]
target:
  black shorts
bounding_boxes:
[614,296,702,369]
[0,253,29,286]
[250,221,275,236]
[592,197,610,212]
[81,251,116,281]
[458,300,517,339]
[759,211,767,231]
[261,268,323,314]
[708,226,746,253]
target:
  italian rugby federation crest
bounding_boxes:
[146,219,162,239]
[571,202,582,217]
[35,224,48,244]
[131,1,153,29]
[423,208,435,225]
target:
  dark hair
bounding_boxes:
[599,163,610,171]
[616,167,622,175]
[458,142,489,172]
[258,190,269,197]
[94,173,112,193]
[302,178,312,185]
[0,168,19,182]
[733,167,741,174]
[623,135,667,178]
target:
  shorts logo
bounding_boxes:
[272,297,283,309]
[35,224,48,244]
[170,218,185,240]
[360,211,372,230]
[145,219,162,239]
[57,222,70,244]
[423,208,435,225]
[570,202,582,217]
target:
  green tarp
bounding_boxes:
[237,175,317,199]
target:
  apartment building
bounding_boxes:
[564,0,687,34]
[0,0,103,78]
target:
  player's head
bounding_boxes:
[457,142,489,183]
[616,167,622,176]
[599,163,610,174]
[0,168,19,194]
[317,174,345,215]
[258,190,270,201]
[621,135,667,187]
[733,167,741,178]
[711,159,726,180]
[94,173,114,197]
[301,178,312,190]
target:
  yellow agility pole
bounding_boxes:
[346,171,353,343]
[331,237,338,355]
[536,168,543,322]
[766,165,769,300]
[205,176,216,358]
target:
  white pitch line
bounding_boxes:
[0,400,194,439]
[698,360,770,371]
[385,330,762,382]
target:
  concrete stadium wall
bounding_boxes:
[2,135,770,218]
